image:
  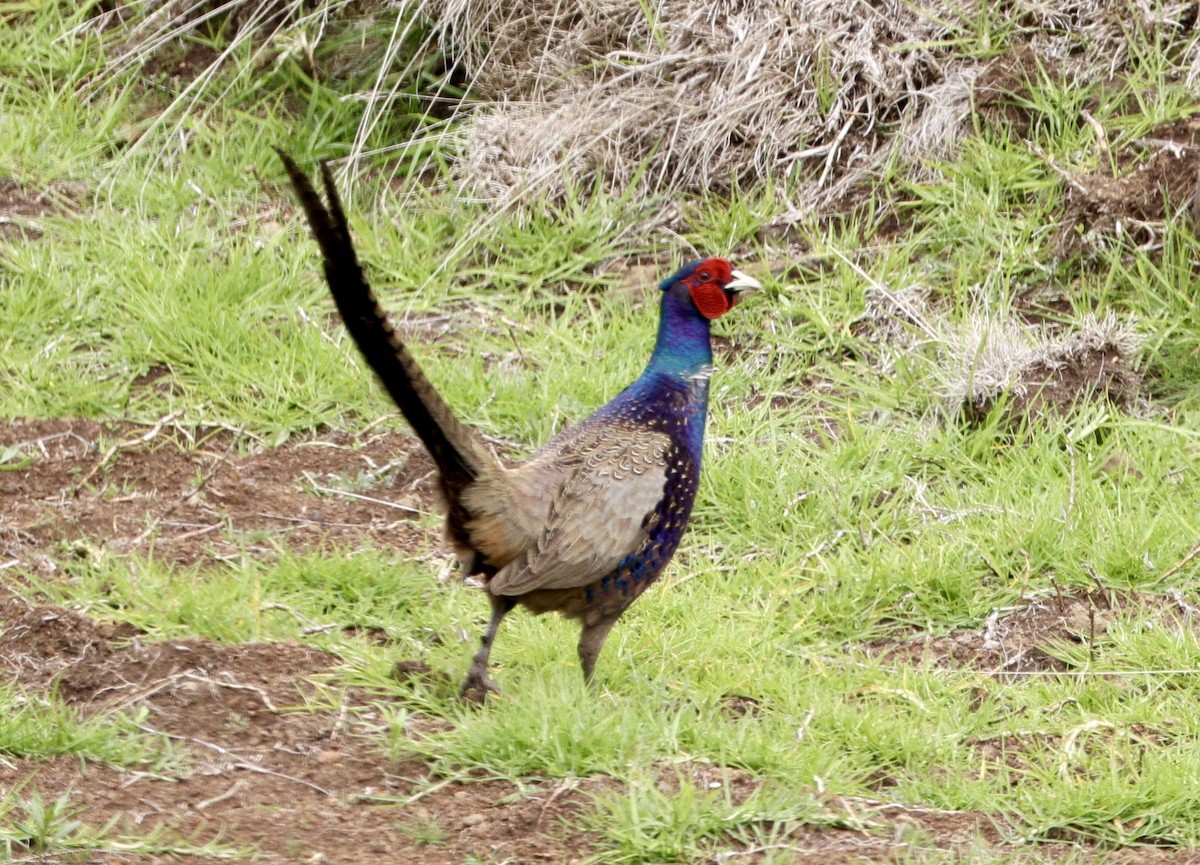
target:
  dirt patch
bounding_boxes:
[1060,117,1200,256]
[6,583,1199,862]
[852,282,1143,428]
[0,587,143,693]
[955,332,1143,427]
[0,414,605,861]
[138,39,223,89]
[0,178,85,240]
[0,584,598,863]
[974,48,1047,141]
[1,750,599,865]
[868,587,1191,676]
[975,50,1200,259]
[0,417,436,567]
[5,414,1197,862]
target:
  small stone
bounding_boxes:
[453,790,470,801]
[462,813,486,828]
[315,749,341,765]
[1100,452,1142,479]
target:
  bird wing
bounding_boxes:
[487,427,671,595]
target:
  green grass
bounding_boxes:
[0,682,205,860]
[0,788,242,861]
[0,684,174,769]
[8,2,1200,861]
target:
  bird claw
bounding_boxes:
[459,670,502,704]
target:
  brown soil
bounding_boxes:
[7,419,1196,861]
[977,51,1200,259]
[960,341,1143,427]
[138,39,223,88]
[0,178,85,241]
[867,586,1193,676]
[0,417,435,567]
[0,577,597,864]
[1059,116,1200,256]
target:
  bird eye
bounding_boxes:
[698,270,711,281]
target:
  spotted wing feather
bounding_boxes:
[488,428,670,595]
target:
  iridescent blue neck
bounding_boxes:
[642,286,713,380]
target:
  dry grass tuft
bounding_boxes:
[433,0,953,210]
[939,310,1143,424]
[856,287,1143,426]
[87,1,1200,220]
[429,0,1200,213]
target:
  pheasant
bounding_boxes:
[278,153,760,700]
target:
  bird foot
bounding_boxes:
[458,669,502,704]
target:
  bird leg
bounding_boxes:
[460,593,517,703]
[577,616,620,682]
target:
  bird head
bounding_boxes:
[662,258,762,320]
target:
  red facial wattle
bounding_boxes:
[687,258,738,320]
[690,282,733,320]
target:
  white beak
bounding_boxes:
[727,269,763,292]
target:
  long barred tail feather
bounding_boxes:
[276,150,493,533]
